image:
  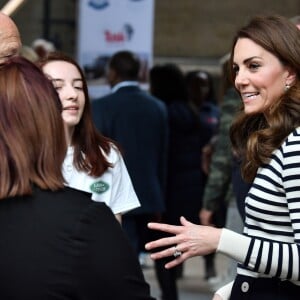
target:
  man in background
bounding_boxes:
[92,50,168,259]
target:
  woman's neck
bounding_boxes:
[64,124,74,146]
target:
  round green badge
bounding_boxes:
[90,181,109,194]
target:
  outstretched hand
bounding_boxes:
[145,216,222,269]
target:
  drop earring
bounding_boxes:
[285,84,290,92]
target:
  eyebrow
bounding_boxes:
[234,56,261,65]
[50,78,83,83]
[51,79,63,83]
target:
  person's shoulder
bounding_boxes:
[131,90,167,112]
[280,127,300,153]
[36,186,92,205]
[295,127,300,134]
[288,127,300,141]
[146,93,167,110]
[12,186,110,224]
[92,93,114,106]
[45,187,113,218]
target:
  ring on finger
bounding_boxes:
[173,245,182,258]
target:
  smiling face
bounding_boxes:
[233,38,295,117]
[42,61,85,143]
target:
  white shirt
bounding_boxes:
[63,145,140,215]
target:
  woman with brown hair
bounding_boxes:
[38,52,140,223]
[0,56,154,300]
[145,15,300,300]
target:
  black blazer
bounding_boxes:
[92,86,168,215]
[0,186,154,300]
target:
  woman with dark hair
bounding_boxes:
[38,52,140,223]
[145,15,300,300]
[0,56,154,299]
[149,63,219,299]
[149,64,218,230]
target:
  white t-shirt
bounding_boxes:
[63,146,140,215]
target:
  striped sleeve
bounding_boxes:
[218,129,300,282]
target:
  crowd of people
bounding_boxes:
[0,9,300,300]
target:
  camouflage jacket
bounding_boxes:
[202,88,240,211]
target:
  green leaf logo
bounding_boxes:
[90,181,109,194]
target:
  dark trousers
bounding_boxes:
[122,213,158,253]
[230,275,300,300]
[154,258,178,300]
[122,214,179,300]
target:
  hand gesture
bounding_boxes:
[145,216,222,269]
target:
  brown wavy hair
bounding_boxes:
[229,15,300,182]
[38,52,114,177]
[0,57,66,198]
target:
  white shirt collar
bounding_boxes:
[111,81,139,93]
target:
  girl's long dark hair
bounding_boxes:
[38,52,115,177]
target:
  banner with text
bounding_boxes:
[77,0,155,98]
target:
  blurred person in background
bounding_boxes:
[92,50,168,266]
[20,45,38,62]
[184,69,220,280]
[149,63,187,300]
[149,64,219,299]
[32,38,56,59]
[199,55,250,290]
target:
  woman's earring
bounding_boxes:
[285,84,290,92]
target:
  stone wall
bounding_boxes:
[1,0,299,66]
[154,0,299,58]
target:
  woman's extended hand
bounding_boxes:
[145,216,222,269]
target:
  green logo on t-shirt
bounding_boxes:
[90,181,109,194]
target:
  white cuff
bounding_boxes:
[215,281,234,300]
[217,228,251,263]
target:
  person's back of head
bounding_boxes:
[107,50,140,86]
[32,38,56,59]
[0,56,66,199]
[149,63,188,105]
[0,12,22,64]
[185,70,216,107]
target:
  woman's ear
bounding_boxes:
[107,68,117,86]
[285,67,297,86]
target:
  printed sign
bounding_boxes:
[77,0,155,98]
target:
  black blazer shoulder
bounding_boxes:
[0,187,154,300]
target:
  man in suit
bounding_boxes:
[92,50,168,256]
